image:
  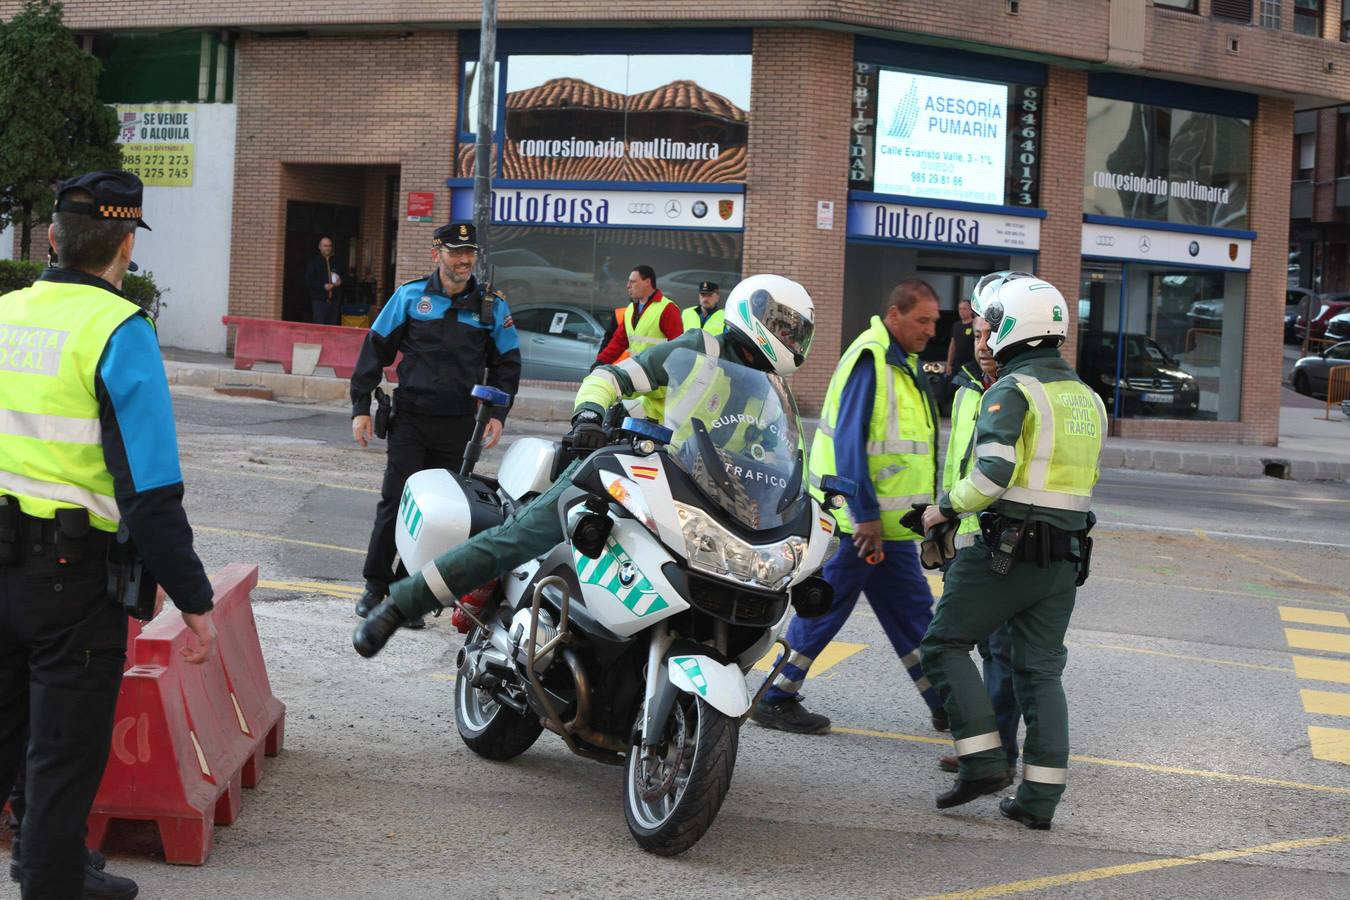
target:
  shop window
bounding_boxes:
[1085,96,1250,229]
[1077,263,1245,421]
[1294,0,1323,36]
[489,225,743,381]
[1260,1,1283,29]
[1154,0,1198,11]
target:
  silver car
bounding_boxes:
[510,303,605,382]
[1291,340,1350,398]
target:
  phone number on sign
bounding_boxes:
[122,149,191,182]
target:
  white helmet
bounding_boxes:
[980,274,1069,362]
[723,274,816,376]
[970,270,1038,318]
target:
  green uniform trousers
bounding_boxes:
[919,536,1078,819]
[390,461,582,619]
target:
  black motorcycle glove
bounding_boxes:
[565,411,606,450]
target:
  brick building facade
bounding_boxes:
[9,0,1350,444]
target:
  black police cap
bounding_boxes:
[698,281,719,294]
[433,221,478,250]
[54,170,151,231]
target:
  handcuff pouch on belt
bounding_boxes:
[0,496,19,567]
[108,523,159,621]
[978,510,1095,584]
[373,386,393,440]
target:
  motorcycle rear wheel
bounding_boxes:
[623,694,738,855]
[454,644,543,761]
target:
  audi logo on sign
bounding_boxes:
[1095,235,1115,248]
[627,202,655,215]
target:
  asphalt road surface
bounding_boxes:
[22,388,1350,899]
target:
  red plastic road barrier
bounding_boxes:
[222,315,399,382]
[87,565,286,865]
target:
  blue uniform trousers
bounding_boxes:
[765,535,941,713]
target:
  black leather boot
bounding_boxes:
[935,772,1013,809]
[354,589,382,618]
[353,598,407,658]
[999,797,1053,830]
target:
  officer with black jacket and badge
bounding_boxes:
[350,222,521,624]
[0,171,216,899]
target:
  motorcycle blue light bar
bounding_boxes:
[819,474,858,498]
[622,417,674,445]
[471,384,512,407]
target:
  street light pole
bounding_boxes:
[473,0,497,277]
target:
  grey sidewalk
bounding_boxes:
[162,350,1349,483]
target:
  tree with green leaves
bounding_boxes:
[0,1,121,260]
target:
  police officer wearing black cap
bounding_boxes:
[0,171,217,899]
[681,280,726,334]
[350,222,521,620]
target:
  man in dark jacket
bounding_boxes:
[304,236,344,325]
[349,222,521,623]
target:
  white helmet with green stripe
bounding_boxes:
[977,273,1069,362]
[723,274,815,376]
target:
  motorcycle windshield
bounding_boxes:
[659,347,807,531]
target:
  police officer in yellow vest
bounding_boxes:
[753,279,945,735]
[681,280,726,334]
[0,171,216,899]
[934,311,1021,780]
[919,272,1105,829]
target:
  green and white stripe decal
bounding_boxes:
[672,656,708,696]
[399,484,424,540]
[573,535,670,618]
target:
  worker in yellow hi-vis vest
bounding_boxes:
[681,280,726,334]
[920,272,1106,830]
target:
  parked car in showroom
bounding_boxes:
[510,303,604,382]
[661,268,740,304]
[1295,293,1350,342]
[1077,331,1201,418]
[1324,311,1350,343]
[1291,340,1350,398]
[492,248,592,307]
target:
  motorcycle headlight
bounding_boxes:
[599,471,657,534]
[674,502,804,589]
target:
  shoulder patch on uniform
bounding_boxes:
[398,276,429,289]
[987,403,1001,413]
[501,314,514,329]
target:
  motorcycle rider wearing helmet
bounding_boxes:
[754,278,946,735]
[353,274,816,657]
[918,272,1106,830]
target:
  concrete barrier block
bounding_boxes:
[1234,457,1265,478]
[1122,447,1153,471]
[1179,452,1214,475]
[1289,459,1319,481]
[168,365,223,388]
[1150,450,1182,472]
[1099,446,1125,469]
[291,343,323,377]
[302,376,349,403]
[1315,460,1347,482]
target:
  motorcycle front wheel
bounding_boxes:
[454,639,543,761]
[623,693,738,855]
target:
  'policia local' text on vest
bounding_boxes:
[809,316,937,540]
[997,372,1106,514]
[0,279,143,531]
[681,305,726,335]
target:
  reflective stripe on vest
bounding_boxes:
[1000,373,1105,514]
[626,296,676,356]
[808,316,936,540]
[943,384,984,539]
[0,279,142,531]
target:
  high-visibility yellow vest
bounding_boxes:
[809,316,936,540]
[999,373,1106,513]
[625,295,676,356]
[943,381,984,545]
[681,305,726,335]
[0,279,144,531]
[665,353,770,456]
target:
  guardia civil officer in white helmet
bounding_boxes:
[918,272,1106,830]
[353,274,815,657]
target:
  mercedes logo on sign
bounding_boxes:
[665,199,682,219]
[1138,235,1152,253]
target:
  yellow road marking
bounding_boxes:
[1308,726,1350,765]
[1067,640,1292,675]
[753,641,867,676]
[184,463,380,494]
[429,672,456,682]
[1294,655,1350,684]
[830,725,1350,797]
[1301,689,1350,717]
[918,832,1350,900]
[195,525,364,555]
[1280,607,1350,628]
[257,579,363,597]
[1194,529,1350,602]
[1285,628,1350,655]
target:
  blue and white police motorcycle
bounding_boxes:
[394,349,851,855]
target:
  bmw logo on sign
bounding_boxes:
[692,200,708,219]
[1188,240,1200,257]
